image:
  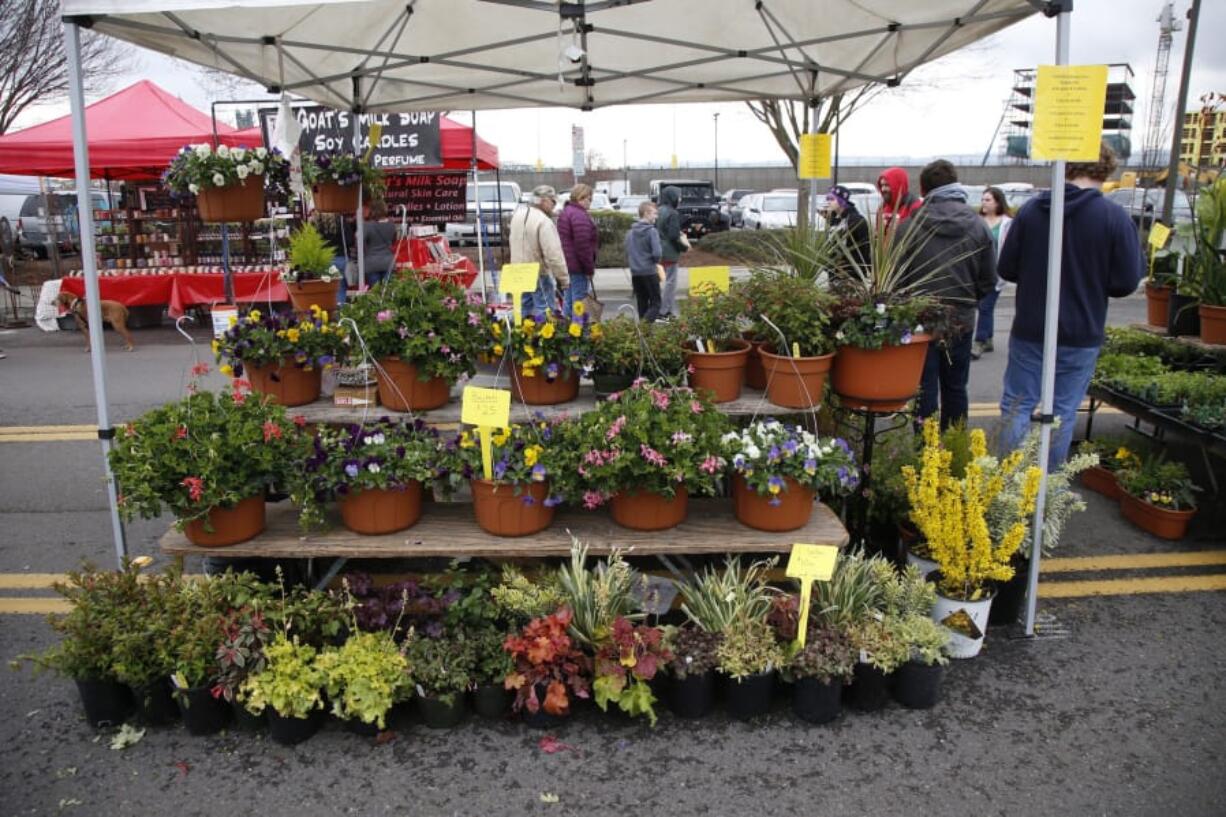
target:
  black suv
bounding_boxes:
[648,179,728,239]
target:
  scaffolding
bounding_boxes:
[1000,63,1136,164]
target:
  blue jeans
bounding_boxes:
[918,331,973,430]
[975,288,1001,343]
[999,336,1100,467]
[564,272,591,318]
[332,256,349,304]
[520,274,558,318]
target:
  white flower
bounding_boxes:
[193,144,212,157]
[744,443,761,460]
[835,330,845,341]
[368,462,381,474]
[231,146,246,161]
[235,164,250,180]
[249,160,265,176]
[216,144,231,159]
[914,324,925,334]
[371,433,385,445]
[212,172,226,187]
[255,147,268,159]
[875,303,886,315]
[362,436,373,445]
[188,183,199,195]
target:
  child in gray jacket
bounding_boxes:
[624,201,662,322]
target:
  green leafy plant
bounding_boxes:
[845,617,909,673]
[879,563,937,620]
[831,297,936,350]
[677,557,777,635]
[282,223,340,283]
[781,623,855,684]
[1118,456,1200,511]
[213,305,347,374]
[436,419,565,510]
[164,143,287,195]
[592,618,672,725]
[316,630,409,729]
[1187,178,1226,306]
[407,631,475,706]
[301,150,385,199]
[491,565,565,625]
[665,625,722,680]
[735,270,834,356]
[716,617,784,680]
[239,633,326,719]
[492,301,599,380]
[722,420,859,501]
[810,549,890,629]
[1078,435,1146,473]
[590,316,687,381]
[109,568,183,690]
[556,540,643,648]
[469,624,515,687]
[678,287,748,351]
[893,615,950,667]
[760,227,842,283]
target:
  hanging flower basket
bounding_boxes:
[196,180,266,223]
[610,488,688,531]
[243,358,322,407]
[375,357,451,411]
[510,368,579,406]
[339,483,424,535]
[685,339,751,403]
[831,335,931,412]
[287,279,340,316]
[744,339,768,390]
[731,474,814,532]
[759,346,834,410]
[183,495,266,547]
[313,181,360,214]
[470,480,554,537]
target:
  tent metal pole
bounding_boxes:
[63,20,127,568]
[1161,0,1200,224]
[472,110,489,302]
[807,101,819,231]
[352,95,366,290]
[1023,3,1071,638]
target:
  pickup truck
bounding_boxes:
[444,180,522,246]
[648,179,728,239]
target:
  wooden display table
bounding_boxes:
[1130,323,1226,353]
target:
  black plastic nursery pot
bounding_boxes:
[592,373,635,398]
[266,708,324,746]
[75,678,134,728]
[472,684,513,719]
[721,671,775,720]
[231,699,264,731]
[133,679,179,726]
[174,685,233,736]
[892,661,944,710]
[669,670,716,719]
[989,558,1030,627]
[343,716,381,737]
[417,694,467,729]
[792,677,843,724]
[1168,292,1201,337]
[847,663,892,712]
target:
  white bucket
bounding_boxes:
[905,548,939,579]
[931,591,995,659]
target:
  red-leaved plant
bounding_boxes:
[503,607,591,716]
[592,617,673,725]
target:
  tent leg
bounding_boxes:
[472,110,489,302]
[352,102,366,290]
[1023,5,1072,638]
[63,21,127,568]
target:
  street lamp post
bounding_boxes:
[623,138,629,195]
[713,112,720,191]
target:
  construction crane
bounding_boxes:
[1142,2,1182,170]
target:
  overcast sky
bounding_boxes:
[17,0,1226,168]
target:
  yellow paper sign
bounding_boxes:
[499,262,540,325]
[798,133,832,180]
[1119,171,1137,189]
[1031,64,1109,162]
[461,386,511,429]
[1148,222,1172,250]
[688,266,730,296]
[364,123,383,163]
[787,543,839,649]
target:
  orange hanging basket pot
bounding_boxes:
[195,179,266,223]
[831,335,931,412]
[759,346,834,410]
[242,358,322,407]
[510,367,580,406]
[286,279,340,316]
[685,339,751,404]
[339,483,424,535]
[1145,284,1171,329]
[731,475,815,532]
[183,496,265,547]
[610,488,689,531]
[470,480,554,537]
[375,358,451,411]
[744,339,768,390]
[313,181,361,214]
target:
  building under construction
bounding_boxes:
[1180,97,1226,168]
[999,64,1135,164]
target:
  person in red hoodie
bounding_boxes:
[876,166,922,231]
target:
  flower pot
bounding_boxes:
[174,684,233,736]
[932,589,995,659]
[610,488,688,531]
[266,707,324,746]
[759,346,835,410]
[831,335,931,412]
[721,670,775,720]
[375,357,451,411]
[196,179,265,223]
[75,678,134,728]
[592,372,635,399]
[791,676,843,724]
[891,661,944,709]
[231,699,264,731]
[1167,291,1201,337]
[744,339,768,390]
[904,545,939,579]
[989,557,1030,627]
[510,367,580,405]
[472,684,513,719]
[731,474,814,532]
[1199,304,1226,345]
[416,694,467,729]
[1119,491,1196,540]
[133,679,179,726]
[243,358,322,407]
[685,339,751,403]
[287,279,340,316]
[669,670,716,720]
[470,479,554,536]
[1145,283,1171,328]
[847,663,891,711]
[1079,465,1121,500]
[183,496,266,547]
[338,483,423,535]
[313,181,360,214]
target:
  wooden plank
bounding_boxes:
[1129,323,1226,351]
[160,499,848,559]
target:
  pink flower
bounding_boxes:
[175,425,188,440]
[467,311,482,326]
[292,415,307,428]
[231,389,247,406]
[687,363,696,375]
[376,309,393,322]
[640,444,668,468]
[262,421,282,442]
[582,490,606,509]
[690,400,703,414]
[671,430,692,445]
[181,476,204,502]
[443,296,459,311]
[650,390,670,410]
[699,455,722,474]
[191,362,211,377]
[605,415,627,441]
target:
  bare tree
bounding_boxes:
[0,0,129,134]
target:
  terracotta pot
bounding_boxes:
[243,358,321,407]
[1145,283,1171,328]
[312,181,360,214]
[287,279,340,315]
[1198,304,1226,345]
[610,488,688,531]
[375,357,451,411]
[510,368,579,405]
[1119,491,1195,540]
[470,479,554,537]
[183,496,265,547]
[731,474,814,532]
[1079,465,1121,500]
[831,335,931,412]
[759,346,835,409]
[196,179,265,223]
[744,339,768,390]
[685,338,751,403]
[339,483,423,534]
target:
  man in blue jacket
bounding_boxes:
[997,144,1143,464]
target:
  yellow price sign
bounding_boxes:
[786,544,839,648]
[688,266,730,296]
[499,263,540,325]
[798,133,832,180]
[364,123,383,163]
[1031,64,1109,162]
[1148,222,1172,250]
[461,386,511,481]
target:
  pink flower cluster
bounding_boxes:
[582,490,607,509]
[376,309,394,323]
[690,400,704,415]
[640,444,668,467]
[699,455,722,474]
[650,389,670,410]
[606,414,627,441]
[584,448,620,467]
[181,476,204,502]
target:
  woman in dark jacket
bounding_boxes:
[557,183,599,317]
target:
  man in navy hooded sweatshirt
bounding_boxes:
[997,144,1143,464]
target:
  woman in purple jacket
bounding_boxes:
[557,183,599,317]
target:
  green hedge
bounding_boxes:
[695,229,791,265]
[594,211,633,268]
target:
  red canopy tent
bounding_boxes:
[0,80,260,180]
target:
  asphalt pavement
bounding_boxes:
[1,293,1224,817]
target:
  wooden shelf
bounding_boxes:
[160,498,848,560]
[1129,323,1226,352]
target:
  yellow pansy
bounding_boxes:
[286,328,301,343]
[573,301,586,317]
[524,345,535,358]
[522,367,536,378]
[568,322,582,337]
[210,340,220,354]
[491,322,502,337]
[540,322,556,340]
[590,324,603,339]
[493,344,504,356]
[459,431,475,448]
[524,445,543,466]
[529,356,544,367]
[300,322,313,333]
[219,364,233,375]
[276,329,287,338]
[228,315,238,326]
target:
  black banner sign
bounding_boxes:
[383,173,467,225]
[258,105,442,170]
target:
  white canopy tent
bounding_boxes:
[59,0,1073,636]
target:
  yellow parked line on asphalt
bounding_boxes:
[1038,574,1226,598]
[0,574,67,589]
[1042,551,1226,573]
[0,598,71,615]
[0,434,97,443]
[0,425,96,434]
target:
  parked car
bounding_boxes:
[741,192,798,230]
[647,179,728,238]
[719,188,754,227]
[1105,187,1194,226]
[444,181,522,246]
[16,191,109,258]
[558,190,613,211]
[615,194,649,215]
[837,182,882,220]
[996,183,1036,214]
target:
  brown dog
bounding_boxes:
[57,291,136,352]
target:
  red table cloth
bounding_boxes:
[60,271,289,317]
